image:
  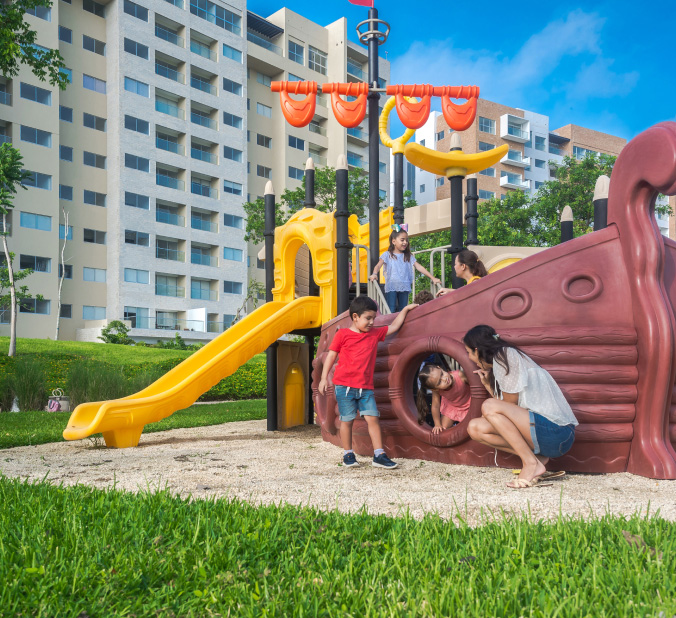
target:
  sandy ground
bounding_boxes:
[1,420,675,525]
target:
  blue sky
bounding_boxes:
[251,1,675,140]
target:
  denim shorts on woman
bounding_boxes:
[334,385,379,422]
[529,410,575,458]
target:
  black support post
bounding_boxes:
[465,176,478,246]
[264,185,278,431]
[304,159,319,297]
[393,152,404,224]
[449,175,464,288]
[560,205,574,243]
[367,7,381,274]
[335,156,351,315]
[593,175,609,231]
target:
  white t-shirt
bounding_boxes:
[492,348,578,426]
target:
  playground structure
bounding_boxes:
[62,6,676,480]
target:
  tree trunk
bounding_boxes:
[54,208,68,340]
[2,213,17,357]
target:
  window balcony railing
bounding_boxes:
[156,100,185,119]
[191,148,218,164]
[190,112,217,130]
[190,40,217,61]
[191,77,216,95]
[155,63,185,84]
[163,0,183,8]
[156,173,185,191]
[155,25,184,48]
[191,288,218,301]
[191,217,217,232]
[502,150,530,167]
[207,321,226,333]
[156,247,185,262]
[347,127,367,141]
[507,125,529,140]
[309,123,326,137]
[0,92,11,106]
[246,30,282,55]
[156,210,185,226]
[191,182,217,198]
[156,137,185,155]
[155,283,185,297]
[347,154,365,168]
[0,135,11,145]
[347,62,365,80]
[549,145,565,156]
[309,152,327,166]
[191,253,218,267]
[156,317,206,331]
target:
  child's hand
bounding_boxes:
[369,274,378,282]
[474,369,490,386]
[436,287,451,297]
[318,379,328,395]
[432,277,441,285]
[432,425,444,435]
[403,303,419,312]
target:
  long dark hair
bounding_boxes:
[387,230,412,262]
[462,325,526,377]
[416,364,442,425]
[457,249,487,278]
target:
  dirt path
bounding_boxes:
[2,421,674,525]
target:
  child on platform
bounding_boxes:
[416,365,471,433]
[318,295,418,469]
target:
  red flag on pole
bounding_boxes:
[348,0,374,6]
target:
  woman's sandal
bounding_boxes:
[506,477,554,489]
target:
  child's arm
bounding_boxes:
[458,370,468,384]
[318,350,338,395]
[413,261,441,285]
[430,392,443,434]
[386,304,418,336]
[369,259,384,282]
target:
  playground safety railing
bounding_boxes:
[411,244,452,298]
[353,244,391,315]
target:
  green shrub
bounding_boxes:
[98,320,135,345]
[0,372,13,412]
[7,358,47,411]
[67,361,129,408]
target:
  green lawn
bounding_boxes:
[0,476,674,617]
[0,400,266,449]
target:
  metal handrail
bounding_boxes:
[353,244,390,315]
[411,244,451,298]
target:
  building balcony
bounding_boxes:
[309,151,327,166]
[347,61,365,81]
[191,253,218,267]
[500,175,530,191]
[156,174,185,191]
[190,112,217,130]
[155,317,205,332]
[156,210,185,226]
[309,123,327,137]
[190,40,217,61]
[155,284,185,298]
[347,126,368,144]
[156,247,185,262]
[156,137,184,156]
[246,30,282,55]
[549,145,565,156]
[155,63,185,84]
[191,148,218,164]
[156,100,185,119]
[191,77,216,95]
[191,182,217,198]
[163,0,183,8]
[191,288,218,301]
[500,114,530,144]
[501,150,530,168]
[0,92,11,106]
[0,134,11,145]
[191,217,217,233]
[347,154,366,169]
[155,25,184,47]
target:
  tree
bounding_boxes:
[54,206,70,340]
[477,190,543,247]
[98,320,134,345]
[0,0,68,89]
[232,279,266,325]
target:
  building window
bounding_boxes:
[288,166,304,181]
[257,165,272,179]
[20,254,51,273]
[256,72,272,88]
[573,146,598,160]
[124,154,150,172]
[20,125,51,148]
[478,117,495,134]
[534,181,544,190]
[478,141,494,151]
[83,112,106,132]
[479,167,496,177]
[308,46,327,75]
[59,146,73,162]
[20,212,51,231]
[289,41,304,65]
[84,229,106,244]
[435,177,444,187]
[83,0,105,16]
[124,77,149,97]
[256,102,272,118]
[223,214,244,229]
[124,38,149,60]
[26,4,51,20]
[223,112,242,129]
[125,192,150,210]
[223,146,242,162]
[223,44,242,62]
[84,190,106,207]
[22,171,52,190]
[83,74,106,94]
[20,299,51,315]
[83,267,106,282]
[83,151,106,169]
[478,189,495,200]
[123,0,147,21]
[436,130,444,141]
[379,162,387,174]
[223,78,242,96]
[60,67,73,83]
[257,134,271,148]
[59,185,73,201]
[533,159,545,169]
[223,247,243,261]
[60,305,72,318]
[223,180,242,196]
[58,265,73,279]
[288,136,304,151]
[288,73,302,82]
[83,35,105,56]
[124,230,149,246]
[60,105,73,122]
[419,184,425,193]
[19,83,51,105]
[83,306,106,320]
[223,280,243,294]
[59,224,73,240]
[534,135,546,151]
[58,26,72,43]
[420,139,425,147]
[124,115,149,134]
[189,0,241,34]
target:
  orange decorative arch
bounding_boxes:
[434,85,480,131]
[321,83,369,128]
[271,81,318,128]
[385,84,434,129]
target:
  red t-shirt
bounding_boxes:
[329,326,388,389]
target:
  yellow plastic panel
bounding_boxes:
[404,142,509,177]
[488,257,522,273]
[281,363,306,429]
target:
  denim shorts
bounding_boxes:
[335,385,379,422]
[529,410,575,458]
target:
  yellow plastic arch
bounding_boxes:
[488,257,522,274]
[379,96,416,155]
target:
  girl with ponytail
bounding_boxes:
[415,365,471,433]
[437,249,488,297]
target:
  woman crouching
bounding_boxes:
[462,325,578,488]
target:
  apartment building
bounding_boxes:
[408,99,672,238]
[244,7,390,289]
[1,1,390,343]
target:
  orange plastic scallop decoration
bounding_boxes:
[435,85,480,132]
[321,83,369,128]
[271,81,318,128]
[386,85,434,130]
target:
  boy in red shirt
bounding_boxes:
[318,295,418,469]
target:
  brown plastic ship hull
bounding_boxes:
[312,122,676,479]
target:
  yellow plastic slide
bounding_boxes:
[63,296,322,448]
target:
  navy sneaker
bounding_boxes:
[372,453,398,469]
[343,452,359,467]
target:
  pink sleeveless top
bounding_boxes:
[439,370,471,421]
